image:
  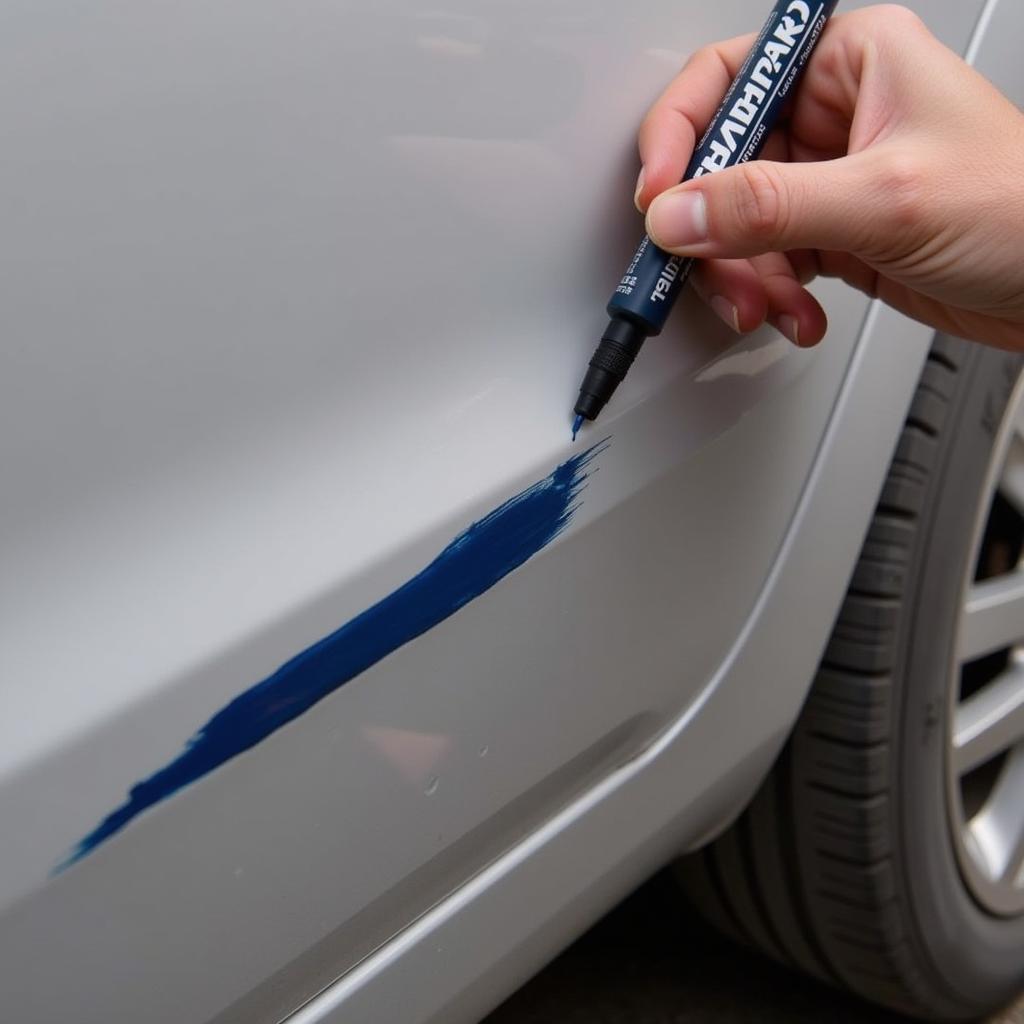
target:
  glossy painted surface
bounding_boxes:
[0,2,995,1022]
[286,301,939,1024]
[58,442,608,870]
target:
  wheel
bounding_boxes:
[677,334,1024,1020]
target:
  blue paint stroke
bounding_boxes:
[58,440,609,871]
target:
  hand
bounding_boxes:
[636,4,1024,350]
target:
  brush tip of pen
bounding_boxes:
[571,414,585,442]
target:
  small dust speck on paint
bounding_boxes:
[478,745,489,758]
[424,775,440,796]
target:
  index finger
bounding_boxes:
[636,32,758,212]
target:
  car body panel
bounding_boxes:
[0,1,1000,1022]
[285,299,940,1024]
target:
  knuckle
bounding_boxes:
[867,4,925,34]
[848,5,927,54]
[731,163,789,244]
[686,43,718,72]
[881,153,929,230]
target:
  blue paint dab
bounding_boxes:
[57,440,609,871]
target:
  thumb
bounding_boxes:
[645,154,884,260]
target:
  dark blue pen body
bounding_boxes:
[607,0,838,334]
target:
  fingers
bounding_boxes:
[786,249,821,286]
[815,250,881,298]
[634,7,918,212]
[633,6,1024,351]
[690,259,768,334]
[692,252,827,347]
[633,6,875,212]
[635,33,758,211]
[646,153,881,260]
[751,252,828,347]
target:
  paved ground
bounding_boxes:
[485,873,1024,1024]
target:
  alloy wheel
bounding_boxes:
[950,373,1024,916]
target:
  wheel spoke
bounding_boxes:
[953,657,1024,775]
[961,571,1024,661]
[1013,393,1024,441]
[999,432,1024,516]
[1005,824,1024,891]
[968,746,1024,887]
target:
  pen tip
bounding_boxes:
[571,414,585,442]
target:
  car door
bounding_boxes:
[0,2,987,1022]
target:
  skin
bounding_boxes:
[636,5,1024,351]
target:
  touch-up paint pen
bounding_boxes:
[572,0,839,438]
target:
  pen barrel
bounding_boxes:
[605,0,838,334]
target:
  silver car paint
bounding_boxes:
[0,1,1010,1022]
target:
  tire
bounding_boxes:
[677,334,1024,1021]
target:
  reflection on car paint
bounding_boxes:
[57,440,611,871]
